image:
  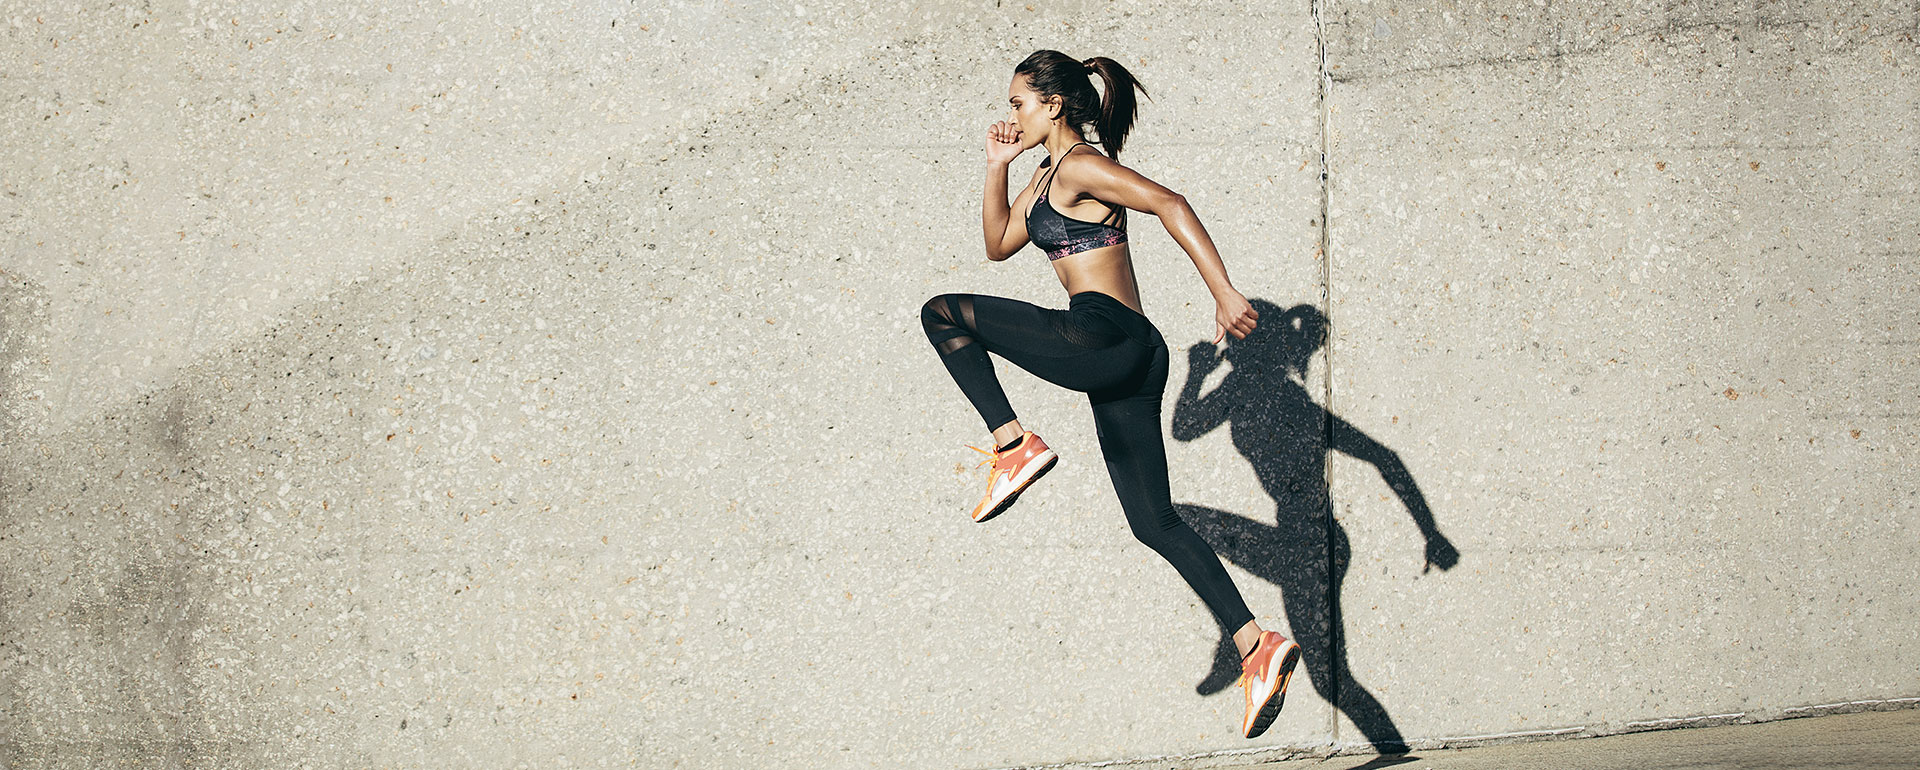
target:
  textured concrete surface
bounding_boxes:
[1321,0,1919,750]
[1,0,1914,768]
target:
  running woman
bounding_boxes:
[918,50,1301,739]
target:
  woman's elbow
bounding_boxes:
[1156,192,1190,217]
[986,240,1021,261]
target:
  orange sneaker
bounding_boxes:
[1238,630,1301,739]
[965,431,1057,523]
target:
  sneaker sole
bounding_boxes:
[974,452,1057,523]
[1246,640,1301,739]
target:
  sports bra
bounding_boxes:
[1025,141,1128,260]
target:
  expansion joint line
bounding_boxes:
[1309,0,1338,746]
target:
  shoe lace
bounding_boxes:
[967,444,1000,471]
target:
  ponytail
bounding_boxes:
[1080,56,1149,159]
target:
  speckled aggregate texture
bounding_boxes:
[0,1,1912,769]
[1321,0,1918,752]
[1,0,1325,767]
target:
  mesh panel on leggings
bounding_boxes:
[1047,309,1128,350]
[923,295,978,356]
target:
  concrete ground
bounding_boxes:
[1214,708,1920,770]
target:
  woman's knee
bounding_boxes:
[1126,517,1165,550]
[922,294,978,351]
[920,294,956,331]
[1124,505,1185,550]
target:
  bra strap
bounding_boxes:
[1040,141,1095,197]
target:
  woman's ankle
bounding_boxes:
[1233,621,1264,659]
[989,420,1025,449]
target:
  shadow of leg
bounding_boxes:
[1197,625,1240,696]
[1335,671,1409,754]
[1175,503,1288,696]
[1327,525,1408,754]
[1176,499,1410,756]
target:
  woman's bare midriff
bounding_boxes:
[1051,243,1145,315]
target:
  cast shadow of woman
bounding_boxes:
[1171,299,1459,755]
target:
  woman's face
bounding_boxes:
[1006,74,1054,150]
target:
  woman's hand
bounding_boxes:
[986,121,1024,165]
[1213,290,1258,344]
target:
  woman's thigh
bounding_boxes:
[956,293,1152,394]
[1087,343,1173,501]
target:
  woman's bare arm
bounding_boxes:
[1072,155,1258,341]
[982,121,1032,261]
[982,161,1035,261]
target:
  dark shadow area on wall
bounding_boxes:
[1171,299,1459,754]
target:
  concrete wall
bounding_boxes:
[1,0,1913,767]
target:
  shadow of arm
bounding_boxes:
[1328,413,1458,570]
[1171,345,1232,441]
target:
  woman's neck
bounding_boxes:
[1045,132,1091,158]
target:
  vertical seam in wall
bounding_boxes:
[1310,0,1338,748]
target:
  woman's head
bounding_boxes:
[1008,50,1149,158]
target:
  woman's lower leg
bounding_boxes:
[1092,393,1259,641]
[921,295,1019,432]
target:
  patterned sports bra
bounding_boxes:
[1025,142,1128,260]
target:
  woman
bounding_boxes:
[917,49,1301,739]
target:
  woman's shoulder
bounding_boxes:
[1059,145,1123,175]
[1052,145,1127,203]
[1042,142,1112,166]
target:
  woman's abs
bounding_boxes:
[1051,245,1145,315]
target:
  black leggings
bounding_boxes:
[920,290,1256,633]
